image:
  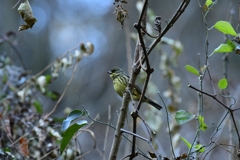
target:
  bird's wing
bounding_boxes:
[127,83,142,94]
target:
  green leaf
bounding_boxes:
[205,0,212,7]
[60,120,88,154]
[226,39,236,49]
[194,144,205,153]
[218,78,228,90]
[3,74,8,83]
[198,115,207,131]
[213,43,235,53]
[3,148,11,152]
[214,21,237,36]
[181,137,205,153]
[61,110,84,132]
[175,110,195,125]
[180,137,192,149]
[33,100,43,114]
[45,75,52,84]
[185,65,200,76]
[52,117,65,123]
[45,91,59,100]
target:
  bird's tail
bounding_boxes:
[145,98,162,110]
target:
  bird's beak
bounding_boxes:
[107,70,112,74]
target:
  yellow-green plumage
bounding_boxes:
[107,66,162,110]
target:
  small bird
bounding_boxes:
[107,66,162,110]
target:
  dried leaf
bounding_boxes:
[114,4,128,28]
[18,0,37,31]
[181,153,188,159]
[18,25,30,31]
[148,151,157,158]
[19,137,29,157]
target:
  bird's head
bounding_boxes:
[107,66,123,79]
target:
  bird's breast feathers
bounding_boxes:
[113,79,125,97]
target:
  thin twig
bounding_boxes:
[77,95,152,159]
[3,130,25,159]
[130,1,151,159]
[12,0,22,9]
[103,105,111,160]
[121,129,160,160]
[158,92,176,159]
[146,0,190,56]
[188,84,240,148]
[44,61,79,120]
[76,129,99,159]
[0,34,27,70]
[203,143,239,160]
[40,147,59,160]
[19,45,79,90]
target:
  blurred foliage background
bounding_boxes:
[1,0,240,159]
